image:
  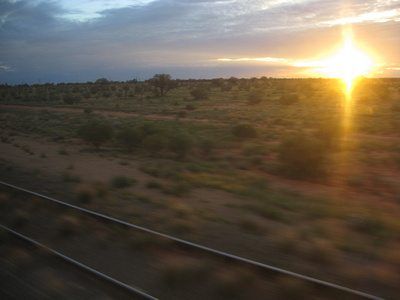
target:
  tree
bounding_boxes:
[211,78,224,88]
[95,78,109,85]
[149,74,175,96]
[78,120,113,148]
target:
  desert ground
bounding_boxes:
[1,77,399,298]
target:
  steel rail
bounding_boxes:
[0,180,384,300]
[0,223,158,300]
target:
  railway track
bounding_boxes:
[0,224,157,300]
[0,180,384,300]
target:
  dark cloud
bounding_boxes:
[0,0,398,83]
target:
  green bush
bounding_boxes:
[278,134,329,178]
[279,93,299,105]
[347,215,392,240]
[242,143,266,156]
[162,181,191,197]
[78,120,113,148]
[143,133,168,153]
[168,132,194,158]
[62,172,81,183]
[76,189,94,204]
[199,138,215,156]
[58,148,68,155]
[315,120,341,147]
[116,127,142,151]
[247,89,265,104]
[177,111,187,118]
[111,176,136,189]
[63,94,81,105]
[232,124,257,139]
[190,87,209,100]
[146,180,163,189]
[185,104,196,110]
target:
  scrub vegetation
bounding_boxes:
[1,76,399,298]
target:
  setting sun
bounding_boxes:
[314,30,374,92]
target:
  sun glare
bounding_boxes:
[314,30,374,93]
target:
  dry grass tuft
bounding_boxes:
[160,254,208,286]
[214,266,256,299]
[57,215,81,237]
[74,184,97,204]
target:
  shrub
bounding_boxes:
[139,123,159,136]
[1,136,10,143]
[279,93,299,105]
[111,176,136,189]
[215,268,255,298]
[62,172,81,183]
[143,133,168,154]
[277,134,328,178]
[93,183,109,198]
[58,148,68,155]
[78,120,113,148]
[170,219,195,234]
[13,210,29,228]
[315,120,341,147]
[242,143,266,156]
[76,186,95,204]
[199,138,215,156]
[276,277,312,299]
[161,256,206,286]
[347,215,392,240]
[221,84,232,92]
[247,89,265,104]
[95,78,109,84]
[391,102,400,112]
[168,132,194,158]
[63,94,81,105]
[146,180,163,189]
[162,182,191,197]
[232,124,257,139]
[190,87,209,100]
[58,215,80,237]
[177,111,187,118]
[239,218,263,234]
[185,104,196,110]
[116,127,142,151]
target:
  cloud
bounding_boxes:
[321,8,400,26]
[0,0,399,83]
[57,0,156,21]
[217,57,289,64]
[0,63,12,71]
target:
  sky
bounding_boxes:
[0,0,399,83]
